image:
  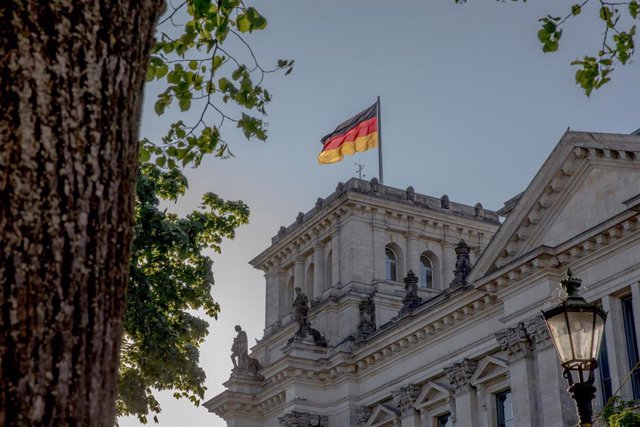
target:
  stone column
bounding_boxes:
[441,240,455,289]
[495,322,539,426]
[527,314,575,426]
[406,232,419,278]
[264,269,280,328]
[313,244,325,298]
[277,268,290,319]
[445,359,479,427]
[371,208,387,282]
[391,384,421,427]
[331,228,341,287]
[294,257,306,295]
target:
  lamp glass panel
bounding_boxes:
[546,313,572,364]
[568,311,598,361]
[591,314,606,359]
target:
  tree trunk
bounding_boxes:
[0,1,162,425]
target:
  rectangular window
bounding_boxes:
[496,390,514,427]
[598,330,613,404]
[621,296,640,399]
[436,413,452,427]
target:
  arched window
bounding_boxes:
[385,247,398,282]
[419,253,434,289]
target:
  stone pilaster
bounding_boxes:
[444,359,478,427]
[441,240,455,289]
[406,231,419,278]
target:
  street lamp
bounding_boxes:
[541,269,607,427]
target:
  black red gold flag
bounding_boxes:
[318,103,378,164]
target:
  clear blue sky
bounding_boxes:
[122,1,638,426]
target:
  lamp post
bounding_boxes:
[541,269,607,427]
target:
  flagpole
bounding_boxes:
[377,96,384,185]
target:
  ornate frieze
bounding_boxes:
[444,358,477,393]
[278,411,328,427]
[391,383,421,415]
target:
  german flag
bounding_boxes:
[318,103,378,164]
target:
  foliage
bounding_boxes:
[455,0,638,96]
[141,0,293,169]
[600,396,640,427]
[117,0,291,422]
[117,164,249,423]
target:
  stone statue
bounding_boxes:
[450,239,473,287]
[231,325,263,380]
[356,297,376,342]
[289,287,327,347]
[293,287,309,329]
[400,270,422,313]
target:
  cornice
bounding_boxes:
[474,212,640,294]
[251,178,500,272]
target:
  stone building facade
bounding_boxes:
[205,131,640,426]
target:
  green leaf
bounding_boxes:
[188,60,198,71]
[236,13,251,32]
[155,156,166,167]
[139,146,151,163]
[157,63,169,78]
[571,4,582,16]
[154,100,166,116]
[630,1,639,19]
[179,98,191,112]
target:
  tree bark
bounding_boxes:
[0,1,162,425]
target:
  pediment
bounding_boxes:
[470,131,640,282]
[366,404,399,427]
[470,356,508,386]
[415,381,453,409]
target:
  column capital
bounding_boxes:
[444,358,477,393]
[391,383,421,416]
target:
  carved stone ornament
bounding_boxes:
[450,239,473,287]
[444,358,477,393]
[474,202,484,217]
[356,297,376,342]
[440,194,450,209]
[405,186,415,201]
[525,314,551,348]
[278,226,287,238]
[392,383,421,415]
[336,181,345,194]
[495,322,532,359]
[400,270,422,313]
[278,411,328,427]
[355,406,372,424]
[289,287,327,347]
[495,314,551,357]
[296,211,304,224]
[230,325,264,380]
[315,197,324,209]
